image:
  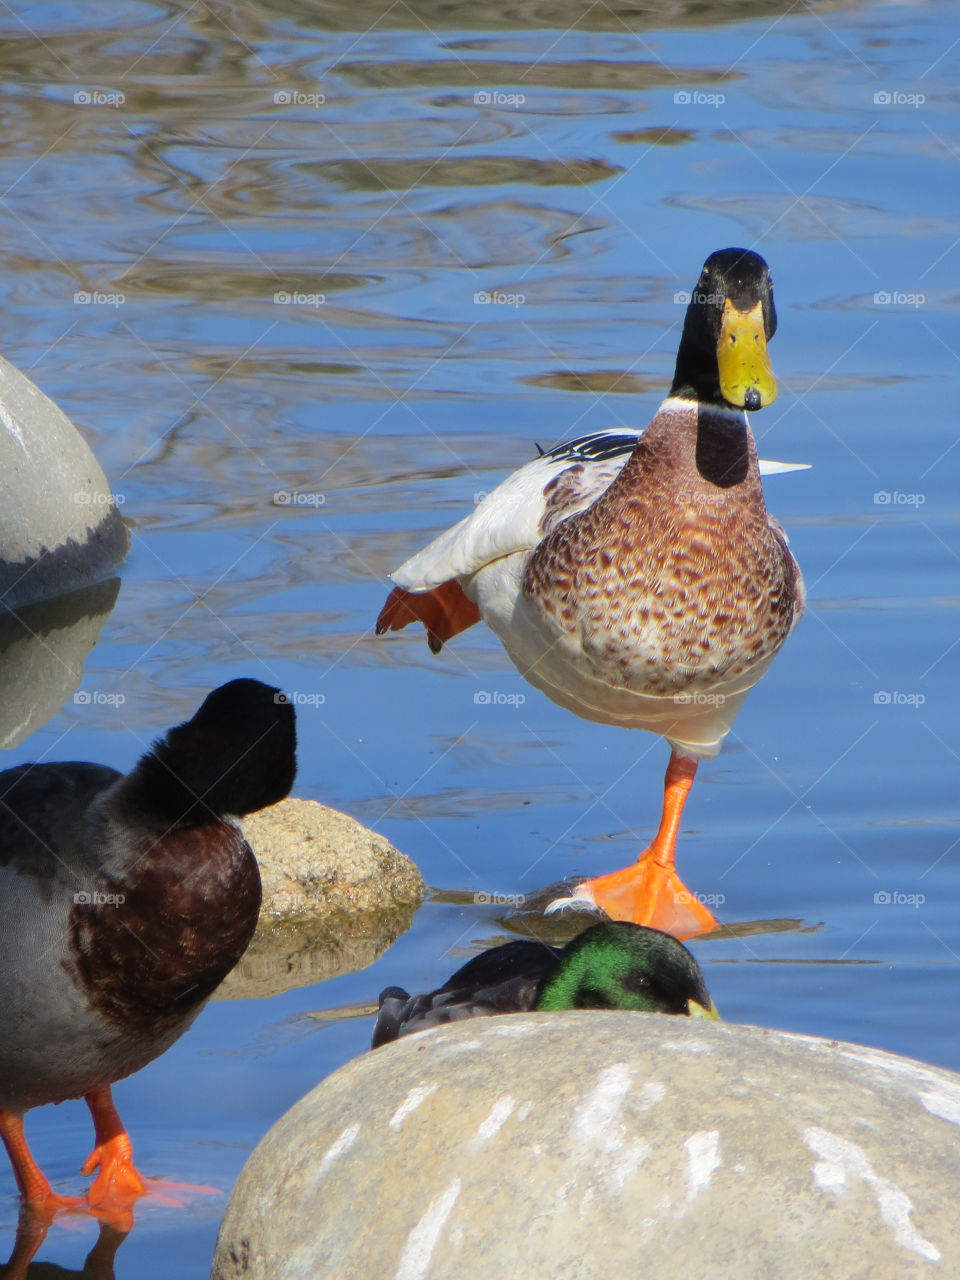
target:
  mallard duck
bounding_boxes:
[377,248,805,937]
[0,679,296,1220]
[372,920,716,1046]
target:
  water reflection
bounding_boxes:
[1,1215,126,1280]
[0,581,121,750]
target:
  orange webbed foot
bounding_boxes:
[81,1132,147,1209]
[568,857,719,940]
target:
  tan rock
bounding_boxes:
[241,796,425,918]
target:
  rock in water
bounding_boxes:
[213,1014,960,1279]
[0,352,127,608]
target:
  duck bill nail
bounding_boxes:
[688,999,721,1021]
[717,298,777,410]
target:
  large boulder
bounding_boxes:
[0,353,127,609]
[212,1014,960,1279]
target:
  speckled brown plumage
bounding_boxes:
[523,402,802,699]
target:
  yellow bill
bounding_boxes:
[717,297,777,410]
[688,998,721,1021]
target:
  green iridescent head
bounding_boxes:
[536,921,718,1019]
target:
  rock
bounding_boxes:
[213,907,417,1001]
[0,353,128,608]
[212,1015,960,1280]
[0,578,120,748]
[241,797,425,918]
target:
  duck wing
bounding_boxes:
[391,428,808,591]
[0,762,120,878]
[372,939,561,1047]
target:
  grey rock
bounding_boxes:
[0,352,128,609]
[212,1014,960,1280]
[241,797,425,919]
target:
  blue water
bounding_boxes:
[0,0,957,1274]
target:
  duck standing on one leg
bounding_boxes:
[0,678,296,1222]
[377,248,805,937]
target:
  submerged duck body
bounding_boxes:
[0,678,296,1215]
[377,249,805,934]
[372,921,716,1048]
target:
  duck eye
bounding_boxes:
[623,970,649,993]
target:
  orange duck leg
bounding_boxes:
[0,1107,85,1214]
[81,1086,148,1211]
[566,752,719,940]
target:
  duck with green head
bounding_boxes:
[372,921,717,1047]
